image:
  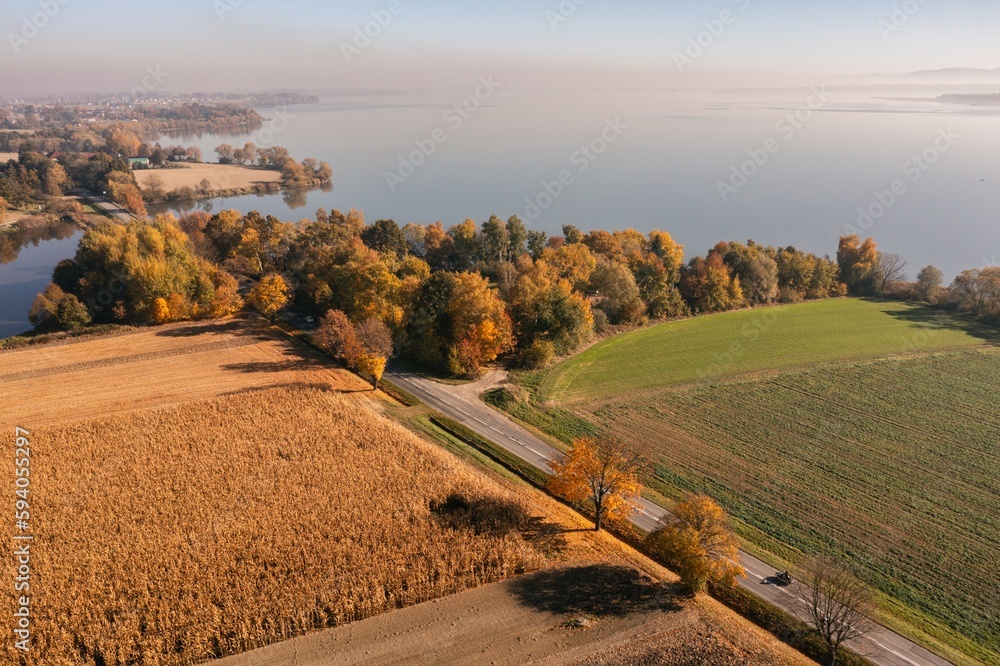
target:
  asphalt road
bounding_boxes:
[87,195,137,222]
[385,367,953,666]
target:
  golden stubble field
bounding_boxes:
[136,163,282,193]
[0,318,813,665]
[0,315,372,427]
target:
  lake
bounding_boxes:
[3,86,999,340]
[0,221,83,339]
[153,86,1000,280]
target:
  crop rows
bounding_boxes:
[0,387,545,665]
[589,348,1000,659]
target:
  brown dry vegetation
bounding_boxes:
[0,318,815,665]
[1,387,546,665]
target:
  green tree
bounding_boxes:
[506,215,528,259]
[361,219,408,257]
[481,214,509,262]
[562,224,584,244]
[56,294,91,331]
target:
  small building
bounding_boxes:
[127,157,150,169]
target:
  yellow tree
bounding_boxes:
[446,272,514,377]
[152,297,171,324]
[646,494,744,594]
[249,274,289,322]
[548,437,644,532]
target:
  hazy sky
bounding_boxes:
[2,0,998,95]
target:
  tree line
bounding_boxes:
[29,209,1000,375]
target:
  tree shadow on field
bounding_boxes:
[220,381,369,398]
[509,564,683,617]
[431,493,569,553]
[222,356,325,374]
[871,298,1000,346]
[155,317,266,339]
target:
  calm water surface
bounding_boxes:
[5,86,999,339]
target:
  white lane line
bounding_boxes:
[864,638,923,666]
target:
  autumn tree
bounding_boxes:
[590,261,646,324]
[315,310,394,389]
[0,196,7,225]
[914,265,943,303]
[548,437,644,532]
[445,272,515,377]
[680,254,744,313]
[141,173,166,203]
[248,273,289,322]
[837,235,879,295]
[802,555,876,666]
[646,494,744,594]
[215,143,236,164]
[510,265,593,362]
[355,317,394,389]
[541,243,597,293]
[28,283,67,328]
[951,267,1000,320]
[152,297,172,324]
[314,309,364,366]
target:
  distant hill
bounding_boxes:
[866,66,1000,84]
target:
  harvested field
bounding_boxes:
[137,163,282,193]
[218,566,810,666]
[0,315,370,427]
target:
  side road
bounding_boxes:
[384,367,953,666]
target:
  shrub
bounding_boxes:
[519,339,556,369]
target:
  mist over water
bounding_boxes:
[153,86,1000,281]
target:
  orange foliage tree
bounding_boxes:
[248,274,289,322]
[446,272,514,377]
[314,310,394,389]
[548,437,644,532]
[646,494,745,593]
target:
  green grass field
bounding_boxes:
[509,299,1000,665]
[541,299,998,404]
